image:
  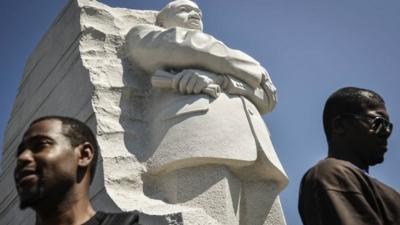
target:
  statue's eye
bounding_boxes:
[179,7,189,13]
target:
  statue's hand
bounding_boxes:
[172,69,220,98]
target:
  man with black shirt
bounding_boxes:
[14,116,140,225]
[299,87,400,225]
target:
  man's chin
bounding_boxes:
[368,156,385,166]
[19,200,34,210]
[19,197,39,210]
[189,23,202,31]
[18,188,42,210]
[182,21,203,31]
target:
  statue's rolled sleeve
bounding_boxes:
[126,24,277,113]
[127,25,264,88]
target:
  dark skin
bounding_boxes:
[328,99,391,172]
[14,119,96,225]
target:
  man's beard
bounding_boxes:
[18,183,44,210]
[18,177,75,210]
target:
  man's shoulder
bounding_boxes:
[87,211,140,225]
[309,158,358,175]
[102,211,140,223]
[301,158,366,192]
[92,211,183,225]
[126,24,163,38]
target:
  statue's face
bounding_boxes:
[163,0,203,31]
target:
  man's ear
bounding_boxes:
[75,142,94,167]
[332,117,345,135]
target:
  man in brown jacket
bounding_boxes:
[299,87,400,225]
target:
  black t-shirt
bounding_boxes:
[82,211,183,225]
[83,211,140,225]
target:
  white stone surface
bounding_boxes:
[125,1,288,224]
[0,0,288,224]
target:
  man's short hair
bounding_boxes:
[323,87,385,142]
[29,116,99,183]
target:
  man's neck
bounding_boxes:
[328,146,369,172]
[35,189,96,225]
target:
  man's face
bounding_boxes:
[162,0,203,30]
[14,119,77,209]
[345,100,392,167]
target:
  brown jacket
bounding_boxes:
[299,158,400,225]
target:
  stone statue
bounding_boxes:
[125,0,288,224]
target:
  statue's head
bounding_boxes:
[156,0,203,31]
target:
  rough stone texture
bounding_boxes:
[0,1,287,224]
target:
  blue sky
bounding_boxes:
[1,1,399,224]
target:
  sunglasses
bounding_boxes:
[339,113,393,135]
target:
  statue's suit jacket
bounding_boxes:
[126,24,288,191]
[147,91,287,191]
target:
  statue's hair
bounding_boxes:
[156,0,196,27]
[29,116,99,184]
[323,87,385,142]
